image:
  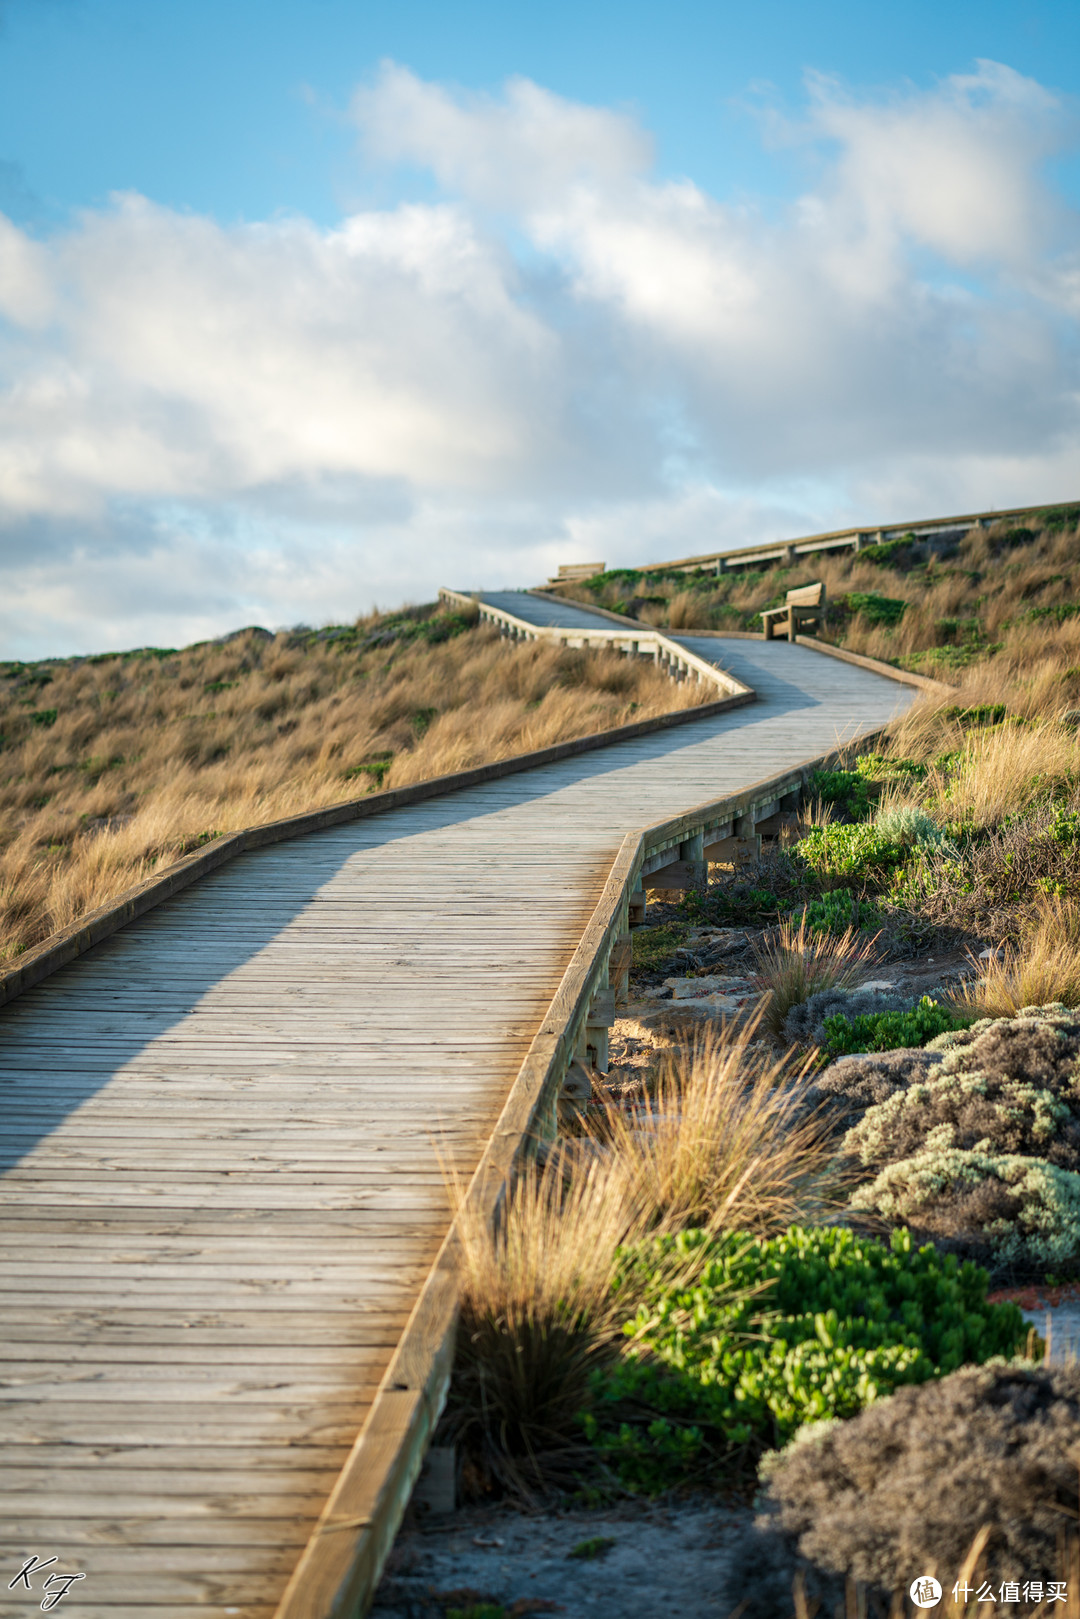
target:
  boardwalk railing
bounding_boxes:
[273,734,892,1619]
[606,497,1080,576]
[437,586,748,696]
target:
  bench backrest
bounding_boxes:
[785,581,825,608]
[555,562,606,582]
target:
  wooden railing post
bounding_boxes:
[679,830,707,892]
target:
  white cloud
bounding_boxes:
[1,59,1080,656]
[350,62,651,209]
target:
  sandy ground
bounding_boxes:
[371,1499,753,1619]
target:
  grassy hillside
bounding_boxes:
[0,601,703,961]
[555,504,1080,711]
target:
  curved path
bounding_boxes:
[0,609,916,1619]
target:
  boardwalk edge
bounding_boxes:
[272,716,917,1619]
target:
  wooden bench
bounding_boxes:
[760,581,826,641]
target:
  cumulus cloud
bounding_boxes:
[1,58,1080,656]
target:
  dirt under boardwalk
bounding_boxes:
[0,631,915,1619]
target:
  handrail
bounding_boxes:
[620,497,1079,576]
[437,586,751,700]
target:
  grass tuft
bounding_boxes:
[750,915,881,1037]
[588,1016,837,1233]
[949,895,1080,1017]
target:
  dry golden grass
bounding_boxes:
[913,719,1080,830]
[751,916,882,1037]
[0,606,703,961]
[444,1150,648,1496]
[588,1016,836,1233]
[949,895,1080,1017]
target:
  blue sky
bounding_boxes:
[2,0,1080,655]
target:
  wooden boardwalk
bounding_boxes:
[0,620,917,1619]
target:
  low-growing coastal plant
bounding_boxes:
[750,915,880,1036]
[833,1008,1080,1277]
[584,1225,1026,1492]
[851,1147,1080,1277]
[800,885,882,935]
[728,1363,1078,1619]
[822,995,972,1057]
[796,822,907,882]
[805,769,871,822]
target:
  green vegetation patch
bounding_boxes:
[568,1537,616,1561]
[585,1226,1025,1491]
[844,592,908,627]
[801,886,882,936]
[798,822,906,881]
[941,703,1007,726]
[823,996,973,1058]
[858,536,918,568]
[631,921,692,974]
[29,708,58,727]
[1043,505,1080,533]
[343,751,394,789]
[1028,603,1080,626]
[807,768,871,821]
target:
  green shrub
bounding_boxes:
[800,887,881,935]
[844,592,908,627]
[846,1065,1079,1171]
[851,1149,1080,1275]
[871,805,948,850]
[343,751,394,788]
[798,822,906,881]
[584,1226,1025,1491]
[1044,505,1080,533]
[807,769,870,820]
[857,537,916,568]
[854,752,928,783]
[941,702,1007,726]
[29,708,58,727]
[822,996,972,1058]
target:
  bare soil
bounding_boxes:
[371,1498,753,1619]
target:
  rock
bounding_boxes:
[663,974,754,1000]
[854,980,898,994]
[618,993,757,1040]
[687,928,748,953]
